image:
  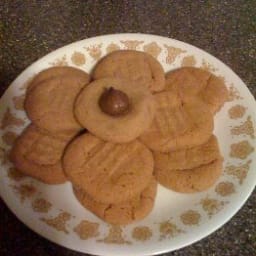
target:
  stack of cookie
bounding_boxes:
[140,67,227,193]
[10,50,228,225]
[10,67,90,184]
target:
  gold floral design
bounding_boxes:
[32,198,52,213]
[225,160,252,184]
[231,116,255,139]
[120,40,144,50]
[143,42,162,58]
[1,108,25,129]
[228,105,247,119]
[49,55,68,66]
[41,212,71,234]
[98,225,131,244]
[159,220,183,239]
[85,44,102,61]
[74,220,99,239]
[215,182,235,196]
[230,140,254,159]
[180,210,201,225]
[200,197,226,218]
[12,184,37,203]
[164,45,186,64]
[132,226,152,241]
[71,51,86,66]
[201,59,217,72]
[106,43,120,53]
[181,55,196,67]
[227,85,243,101]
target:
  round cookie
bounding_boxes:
[139,91,214,152]
[154,135,223,193]
[10,124,75,184]
[27,66,90,93]
[154,135,221,171]
[92,50,165,92]
[166,67,228,113]
[73,178,157,225]
[155,159,223,193]
[25,69,90,134]
[63,133,154,204]
[74,78,155,143]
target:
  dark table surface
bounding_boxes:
[0,1,255,255]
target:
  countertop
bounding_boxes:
[0,1,255,255]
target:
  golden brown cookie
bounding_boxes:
[154,135,223,193]
[92,50,165,92]
[166,67,228,113]
[155,159,223,193]
[27,66,90,93]
[63,133,154,204]
[10,124,75,184]
[73,178,157,225]
[154,135,221,171]
[74,78,155,143]
[139,91,214,152]
[25,68,90,134]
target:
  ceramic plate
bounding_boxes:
[0,34,255,256]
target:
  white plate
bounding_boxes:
[0,34,255,256]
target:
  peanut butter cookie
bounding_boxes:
[139,91,214,152]
[10,124,75,184]
[25,68,90,134]
[63,133,154,204]
[92,50,165,92]
[73,178,157,225]
[74,78,155,143]
[166,67,228,113]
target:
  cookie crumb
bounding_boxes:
[98,225,131,244]
[41,212,71,234]
[231,116,255,139]
[8,168,26,181]
[12,184,36,202]
[164,45,186,64]
[71,51,86,66]
[181,55,196,67]
[132,226,152,241]
[143,42,162,58]
[1,108,25,129]
[230,140,254,159]
[225,160,252,184]
[180,210,201,225]
[32,198,52,213]
[215,182,235,196]
[228,105,246,119]
[73,220,99,240]
[2,131,18,146]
